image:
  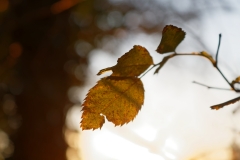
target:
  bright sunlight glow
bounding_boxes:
[93,130,165,160]
[132,123,158,141]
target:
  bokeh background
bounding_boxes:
[0,0,240,160]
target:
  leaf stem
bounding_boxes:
[139,64,158,79]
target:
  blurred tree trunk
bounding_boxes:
[6,1,79,160]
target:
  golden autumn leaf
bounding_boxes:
[156,25,185,54]
[80,111,105,130]
[81,77,144,130]
[97,45,153,77]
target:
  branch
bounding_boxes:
[211,96,240,110]
[215,34,222,66]
[152,38,237,92]
[192,81,232,91]
[215,66,233,89]
[175,34,236,92]
[160,51,236,92]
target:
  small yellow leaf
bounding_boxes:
[156,25,185,54]
[211,96,240,110]
[81,77,144,130]
[97,45,153,77]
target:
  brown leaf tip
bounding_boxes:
[157,25,186,54]
[162,25,185,34]
[210,106,220,110]
[97,67,113,76]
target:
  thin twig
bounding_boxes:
[215,34,222,66]
[142,45,237,93]
[215,66,233,89]
[211,96,240,110]
[171,51,236,91]
[139,64,158,79]
[192,81,232,91]
[213,34,235,90]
